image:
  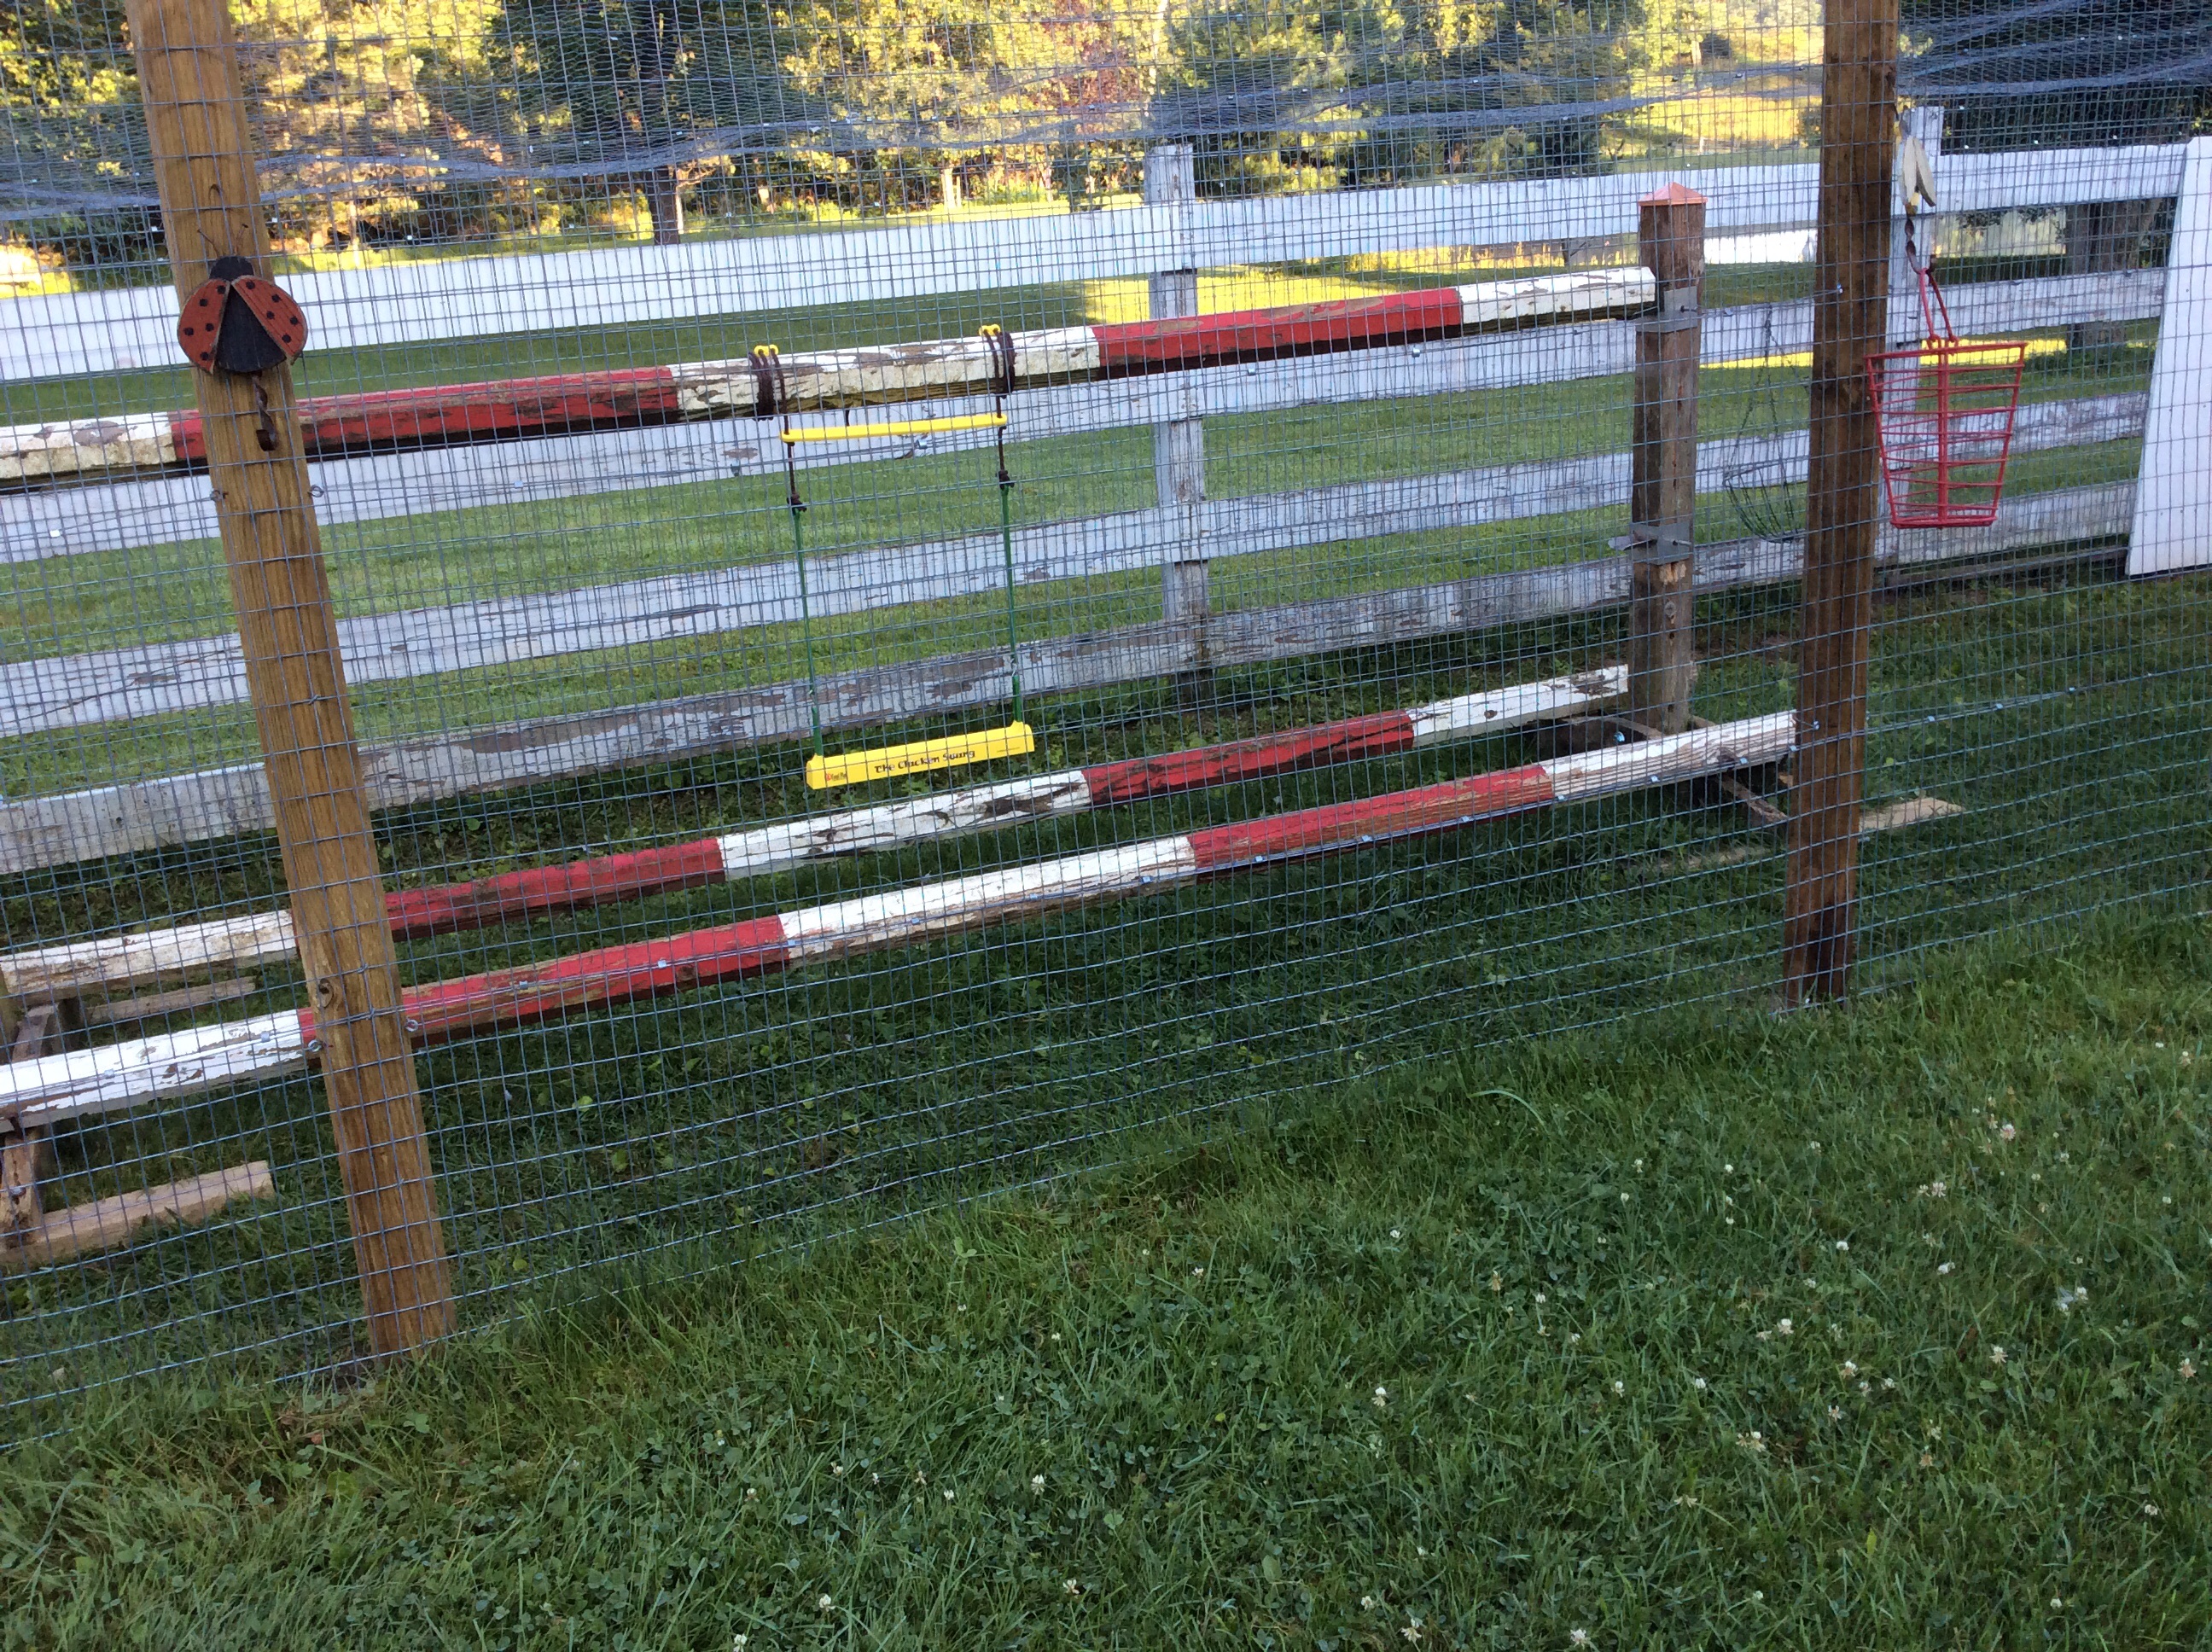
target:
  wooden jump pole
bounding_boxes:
[1627,183,1707,734]
[125,0,453,1351]
[1784,0,1899,1002]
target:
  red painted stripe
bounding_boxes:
[382,836,729,941]
[168,412,205,466]
[326,915,793,1049]
[1093,287,1464,375]
[1186,764,1557,870]
[1081,711,1417,807]
[293,757,1561,1056]
[295,368,684,457]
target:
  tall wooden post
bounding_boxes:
[1145,144,1209,699]
[127,0,453,1352]
[1628,183,1706,734]
[1784,0,1898,1003]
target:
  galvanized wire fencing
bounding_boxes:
[0,0,2205,1421]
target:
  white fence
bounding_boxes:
[0,134,2203,876]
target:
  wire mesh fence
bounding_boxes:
[0,0,2204,1422]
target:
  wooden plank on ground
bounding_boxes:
[0,1160,275,1270]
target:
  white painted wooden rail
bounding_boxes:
[0,388,2146,739]
[0,143,2185,383]
[0,477,2134,875]
[0,267,2159,567]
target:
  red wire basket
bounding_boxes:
[1866,261,2029,529]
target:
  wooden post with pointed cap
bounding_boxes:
[1784,0,1898,1003]
[126,0,453,1352]
[1628,183,1705,735]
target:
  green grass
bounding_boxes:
[3,911,2209,1648]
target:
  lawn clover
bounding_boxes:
[818,1594,835,1611]
[1490,1271,1503,1293]
[1840,1361,1859,1377]
[1999,1123,2017,1143]
[1990,1347,2007,1367]
[1834,1240,1849,1253]
[2057,1285,2087,1313]
[1402,1620,1425,1643]
[1372,1386,1389,1410]
[1613,1380,1625,1395]
[1827,1405,1842,1421]
[1777,1318,1795,1336]
[2144,1503,2161,1518]
[1937,1262,1953,1276]
[1692,1376,1708,1391]
[2180,1359,2197,1381]
[944,1488,955,1502]
[1390,1228,1402,1239]
[1569,1630,1592,1647]
[1031,1474,1046,1493]
[1362,1596,1377,1610]
[1065,1579,1082,1596]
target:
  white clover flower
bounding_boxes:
[944,1488,955,1502]
[1828,1405,1842,1421]
[2144,1502,2161,1518]
[1031,1474,1046,1492]
[1372,1386,1389,1409]
[2000,1123,2017,1143]
[1613,1380,1625,1395]
[1191,1267,1205,1279]
[1990,1347,2007,1366]
[1362,1596,1377,1610]
[1569,1630,1591,1647]
[2180,1359,2197,1380]
[1777,1318,1794,1336]
[1835,1240,1849,1253]
[1937,1262,1953,1276]
[1390,1228,1402,1239]
[818,1594,835,1611]
[1692,1376,1708,1391]
[1064,1578,1082,1596]
[1840,1360,1859,1377]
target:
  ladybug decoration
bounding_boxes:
[177,255,307,375]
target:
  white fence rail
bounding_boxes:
[0,143,2186,383]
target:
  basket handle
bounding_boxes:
[1905,219,1959,346]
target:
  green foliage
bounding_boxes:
[3,916,2209,1646]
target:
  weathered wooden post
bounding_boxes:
[1145,144,1209,699]
[1784,0,1899,1003]
[126,0,454,1351]
[1627,183,1707,734]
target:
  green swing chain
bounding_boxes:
[758,346,827,759]
[986,324,1023,730]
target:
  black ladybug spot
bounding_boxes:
[181,325,195,336]
[280,333,293,343]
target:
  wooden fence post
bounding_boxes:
[1784,0,1898,1003]
[1145,144,1210,698]
[126,0,454,1352]
[1628,183,1706,734]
